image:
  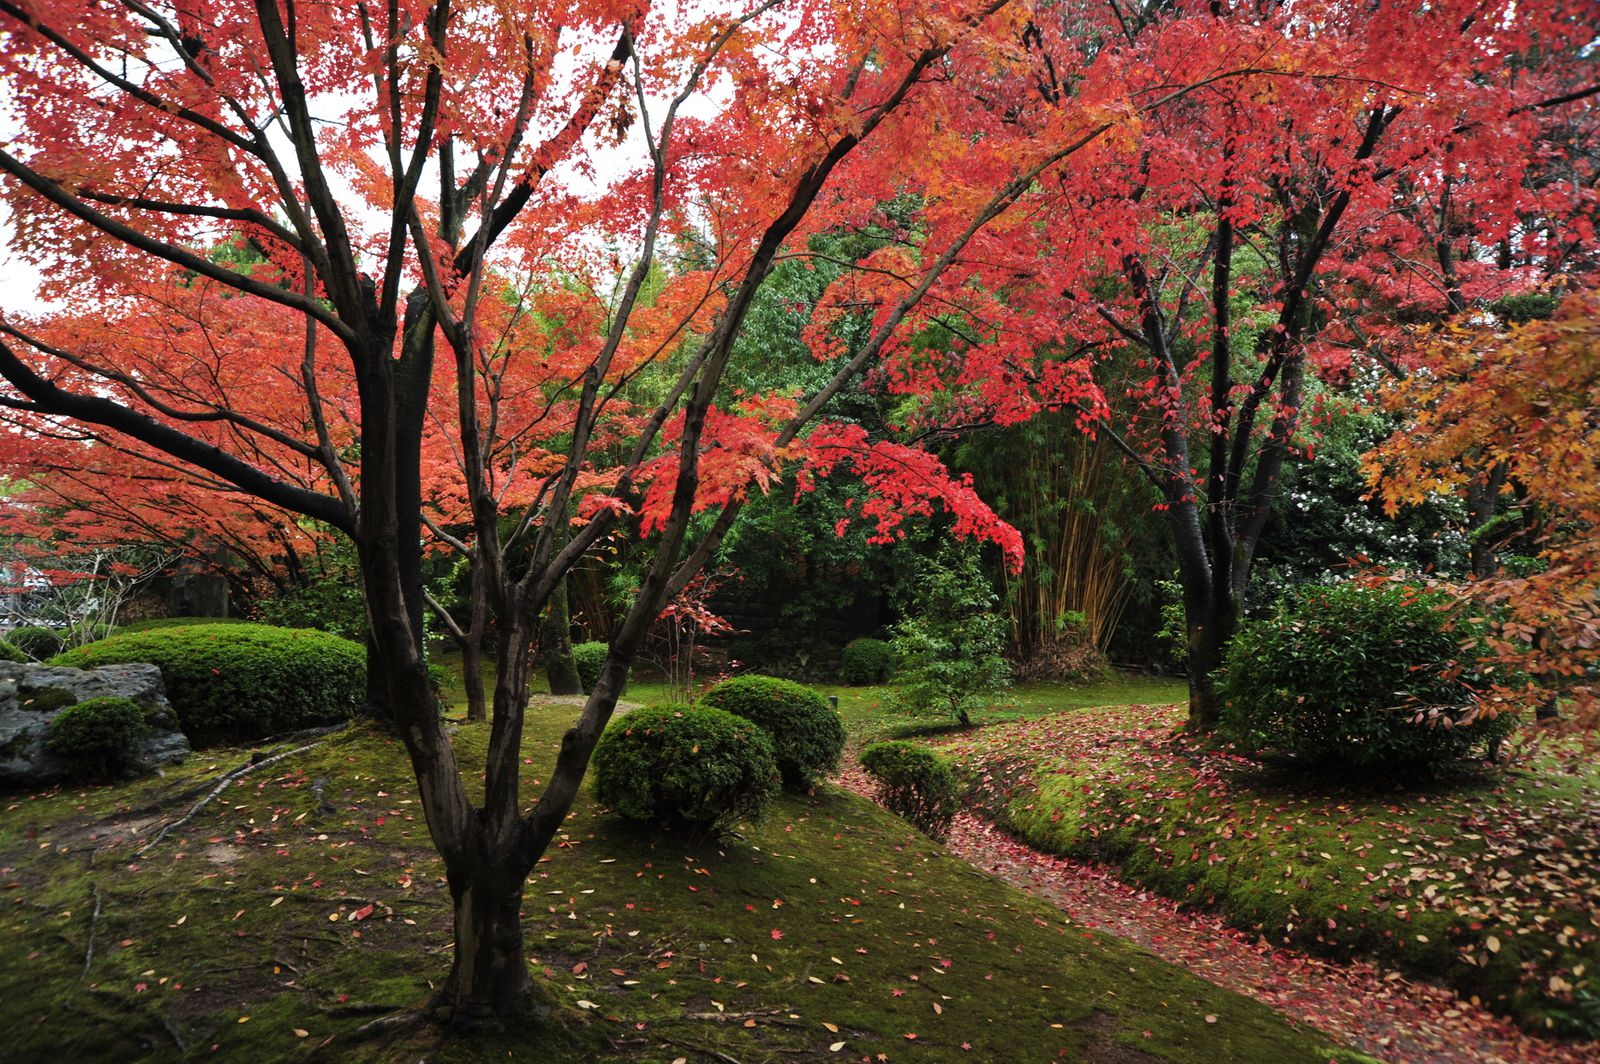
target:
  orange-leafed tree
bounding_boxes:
[1365,287,1600,728]
[0,0,1148,1017]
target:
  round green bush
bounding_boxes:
[1218,581,1517,772]
[0,639,28,664]
[859,741,961,840]
[44,696,149,780]
[50,623,363,747]
[572,641,609,693]
[592,704,779,833]
[840,637,895,685]
[8,625,63,660]
[699,674,845,789]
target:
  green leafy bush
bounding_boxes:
[700,675,845,789]
[890,546,1010,725]
[859,741,962,840]
[44,697,149,780]
[50,623,363,747]
[572,641,609,693]
[1219,581,1517,772]
[8,625,63,661]
[839,637,895,685]
[0,639,27,663]
[592,704,779,833]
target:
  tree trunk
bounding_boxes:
[441,869,533,1021]
[542,578,582,696]
[461,639,488,722]
[362,634,392,721]
[1185,606,1232,731]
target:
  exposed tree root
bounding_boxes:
[136,735,336,856]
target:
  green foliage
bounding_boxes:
[7,625,62,660]
[43,696,149,780]
[1248,394,1468,604]
[839,637,895,685]
[50,623,363,747]
[890,546,1010,725]
[859,740,962,840]
[1219,581,1516,771]
[700,675,845,789]
[1154,576,1187,668]
[0,639,27,663]
[1490,291,1559,324]
[591,704,779,833]
[573,641,609,693]
[256,574,367,641]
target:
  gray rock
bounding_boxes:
[0,662,190,789]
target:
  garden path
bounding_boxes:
[835,762,1599,1064]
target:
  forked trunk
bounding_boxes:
[442,870,533,1021]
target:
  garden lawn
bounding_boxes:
[942,702,1600,1039]
[0,698,1362,1063]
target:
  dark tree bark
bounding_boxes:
[541,578,582,695]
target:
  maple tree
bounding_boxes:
[0,0,1166,1019]
[862,0,1598,727]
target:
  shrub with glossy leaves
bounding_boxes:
[8,625,62,661]
[51,623,362,747]
[839,637,894,685]
[700,674,844,789]
[592,704,779,833]
[859,741,962,840]
[44,696,149,780]
[1219,581,1517,771]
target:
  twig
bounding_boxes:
[349,1011,424,1040]
[137,737,332,856]
[81,882,102,981]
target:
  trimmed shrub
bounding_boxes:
[0,639,28,664]
[8,625,63,661]
[572,641,609,693]
[840,637,894,685]
[859,741,962,840]
[700,675,845,789]
[50,623,363,747]
[592,704,779,833]
[116,617,255,634]
[1219,581,1517,772]
[44,697,149,780]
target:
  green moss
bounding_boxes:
[0,693,1350,1062]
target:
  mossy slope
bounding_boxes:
[1,701,1357,1062]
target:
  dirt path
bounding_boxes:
[834,764,1598,1064]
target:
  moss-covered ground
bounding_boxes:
[939,701,1600,1040]
[0,687,1359,1062]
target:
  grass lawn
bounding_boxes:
[0,688,1362,1062]
[939,701,1600,1040]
